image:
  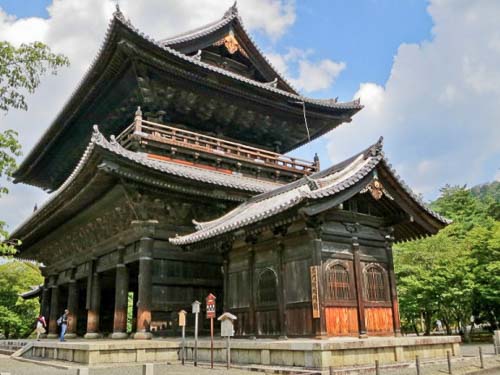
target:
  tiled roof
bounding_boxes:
[170,138,451,245]
[10,127,280,240]
[94,129,281,193]
[160,4,237,46]
[160,2,298,94]
[113,7,361,111]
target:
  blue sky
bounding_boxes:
[0,0,498,232]
[2,0,433,99]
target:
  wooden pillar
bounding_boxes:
[112,257,129,339]
[385,232,401,336]
[134,236,153,339]
[47,277,59,339]
[222,258,229,311]
[248,246,256,338]
[277,243,288,339]
[352,237,367,338]
[41,282,51,320]
[66,276,79,339]
[312,238,327,337]
[84,270,102,339]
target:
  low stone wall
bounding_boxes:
[21,335,461,369]
[26,341,179,364]
[186,336,461,368]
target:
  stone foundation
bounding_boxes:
[21,336,461,369]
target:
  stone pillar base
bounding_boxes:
[359,334,368,339]
[133,332,152,340]
[111,332,129,339]
[47,333,59,339]
[84,332,103,339]
[64,333,78,339]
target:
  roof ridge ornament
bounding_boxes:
[91,124,101,141]
[305,175,320,191]
[264,77,279,88]
[113,3,125,21]
[224,1,239,18]
[370,136,384,157]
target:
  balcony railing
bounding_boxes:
[116,115,319,175]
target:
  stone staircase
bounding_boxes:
[0,340,30,355]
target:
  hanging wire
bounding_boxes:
[301,101,311,142]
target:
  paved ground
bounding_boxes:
[0,355,258,375]
[0,344,498,375]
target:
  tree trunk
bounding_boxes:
[424,311,432,336]
[443,319,451,335]
[413,323,420,336]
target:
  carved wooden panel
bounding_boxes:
[365,307,393,335]
[233,310,251,336]
[325,307,359,336]
[256,309,280,335]
[285,259,311,303]
[286,306,313,336]
[227,271,250,308]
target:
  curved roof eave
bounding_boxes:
[160,2,298,94]
[170,138,450,246]
[10,126,279,244]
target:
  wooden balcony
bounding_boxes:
[116,114,319,176]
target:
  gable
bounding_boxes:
[161,7,297,93]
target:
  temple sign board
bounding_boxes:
[206,293,216,319]
[310,266,320,318]
[218,312,237,337]
[178,309,186,327]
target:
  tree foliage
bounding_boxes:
[0,41,69,255]
[395,183,500,336]
[0,260,43,338]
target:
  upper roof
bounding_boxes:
[160,2,297,94]
[13,4,362,191]
[10,126,281,248]
[170,138,451,245]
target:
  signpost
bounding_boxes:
[178,310,187,365]
[192,300,200,366]
[206,293,216,369]
[218,312,237,369]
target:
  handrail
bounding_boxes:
[117,119,318,174]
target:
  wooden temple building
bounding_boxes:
[12,4,449,341]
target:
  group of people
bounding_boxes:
[34,309,69,342]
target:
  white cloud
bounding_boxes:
[267,47,345,93]
[0,0,296,231]
[327,0,500,199]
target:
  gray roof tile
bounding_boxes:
[170,138,451,245]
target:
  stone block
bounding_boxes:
[142,363,154,375]
[394,346,404,361]
[261,349,270,365]
[77,369,89,375]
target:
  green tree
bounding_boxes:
[0,260,43,338]
[395,228,475,336]
[396,182,500,337]
[0,41,69,255]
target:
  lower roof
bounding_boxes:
[170,138,450,246]
[10,127,281,248]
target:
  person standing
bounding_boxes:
[35,315,47,341]
[58,309,69,342]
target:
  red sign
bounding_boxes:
[206,293,216,319]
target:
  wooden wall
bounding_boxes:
[365,307,393,335]
[325,307,358,336]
